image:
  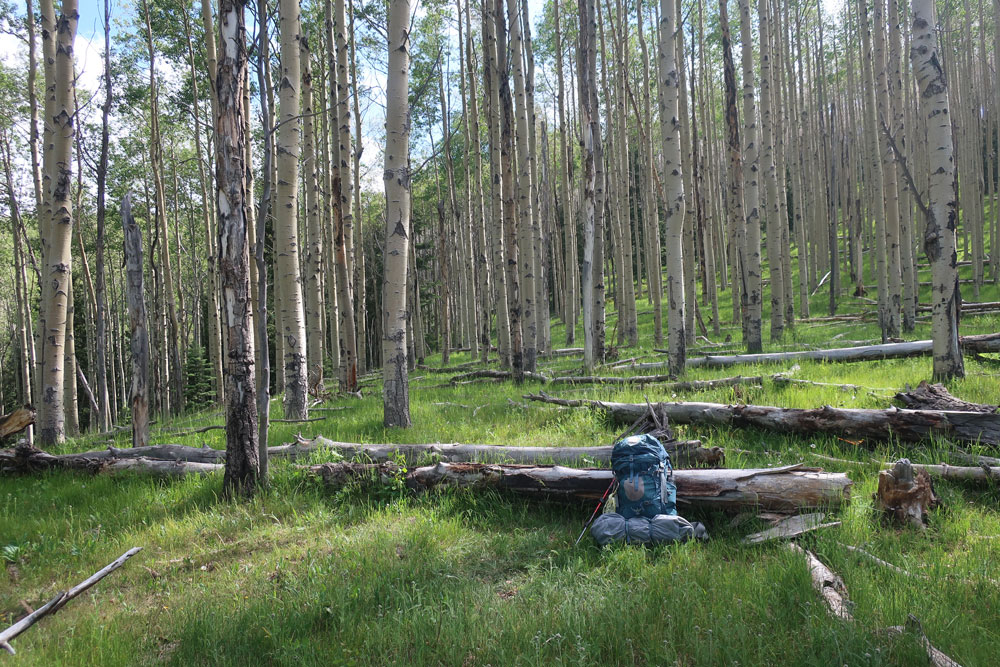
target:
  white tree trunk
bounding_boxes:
[382,0,412,427]
[910,0,964,380]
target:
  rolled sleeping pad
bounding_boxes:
[590,513,708,546]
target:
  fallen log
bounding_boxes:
[742,513,841,544]
[787,543,853,621]
[308,461,852,512]
[1,437,725,471]
[448,369,551,384]
[0,406,35,442]
[613,333,1000,371]
[885,616,963,667]
[906,463,1000,484]
[282,435,724,467]
[0,547,142,655]
[895,381,997,413]
[0,445,222,477]
[548,374,763,391]
[524,393,1000,446]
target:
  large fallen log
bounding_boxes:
[895,381,997,413]
[524,393,1000,446]
[1,436,724,471]
[0,406,35,442]
[308,461,852,512]
[548,374,763,390]
[0,445,222,477]
[613,333,1000,371]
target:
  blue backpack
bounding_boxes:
[611,434,677,519]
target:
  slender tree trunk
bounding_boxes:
[556,0,578,346]
[463,0,490,363]
[659,0,686,374]
[121,194,149,449]
[483,0,511,368]
[578,0,599,372]
[300,32,324,394]
[759,0,783,341]
[37,0,78,445]
[738,0,762,352]
[497,0,523,378]
[383,0,412,427]
[638,0,662,346]
[275,0,309,419]
[334,0,358,391]
[910,0,964,380]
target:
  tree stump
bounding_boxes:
[875,459,939,529]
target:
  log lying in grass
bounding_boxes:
[885,616,963,667]
[547,374,763,390]
[0,446,224,477]
[895,382,998,413]
[0,406,35,441]
[524,393,1000,446]
[283,435,723,467]
[308,461,852,512]
[742,513,841,544]
[448,369,551,384]
[0,547,142,655]
[787,543,853,621]
[907,463,1000,483]
[1,436,725,472]
[613,333,1000,371]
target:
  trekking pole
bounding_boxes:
[574,478,617,546]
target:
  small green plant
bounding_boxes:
[2,543,23,563]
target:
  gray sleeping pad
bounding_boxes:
[590,512,708,546]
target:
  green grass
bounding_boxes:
[3,274,1000,664]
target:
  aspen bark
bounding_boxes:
[578,0,600,372]
[275,0,309,419]
[910,0,964,380]
[497,0,523,377]
[382,0,412,427]
[37,0,77,445]
[555,0,578,346]
[334,0,358,391]
[658,0,686,374]
[300,32,324,393]
[759,0,784,341]
[483,0,511,367]
[121,194,149,449]
[214,0,260,495]
[738,0,762,352]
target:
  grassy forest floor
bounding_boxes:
[3,262,1000,665]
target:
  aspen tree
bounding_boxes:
[334,0,359,390]
[463,0,490,362]
[910,0,963,380]
[875,0,903,336]
[301,33,325,393]
[36,0,77,444]
[497,0,524,377]
[660,0,686,374]
[383,0,413,427]
[483,0,512,367]
[508,0,536,371]
[578,0,600,371]
[276,0,309,419]
[759,0,784,340]
[638,0,662,345]
[555,0,578,345]
[214,0,260,495]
